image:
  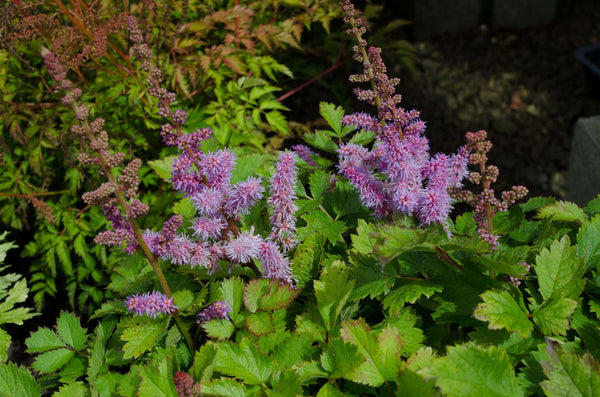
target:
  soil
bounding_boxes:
[394,0,600,199]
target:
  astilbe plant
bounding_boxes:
[334,0,470,230]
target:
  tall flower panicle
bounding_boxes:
[125,291,177,318]
[267,151,299,251]
[449,130,528,248]
[258,241,294,285]
[336,0,471,227]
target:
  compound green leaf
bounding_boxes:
[314,261,354,332]
[419,343,523,396]
[243,279,270,313]
[260,281,301,311]
[309,170,331,200]
[26,327,66,353]
[0,363,40,397]
[537,200,587,223]
[532,298,578,336]
[200,378,248,397]
[473,289,533,337]
[215,339,274,384]
[121,320,166,360]
[203,319,234,340]
[148,156,175,180]
[320,338,362,378]
[298,210,347,244]
[245,312,274,336]
[319,102,345,135]
[56,311,88,351]
[190,341,218,382]
[54,381,86,397]
[536,235,586,300]
[32,348,75,374]
[577,214,600,270]
[219,276,245,316]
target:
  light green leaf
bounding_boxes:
[314,261,354,332]
[309,170,331,200]
[272,333,315,369]
[136,360,178,397]
[243,279,270,313]
[320,338,362,378]
[319,102,345,136]
[577,214,600,270]
[303,131,339,153]
[535,235,586,300]
[532,298,578,336]
[351,219,379,255]
[265,110,289,134]
[32,348,75,374]
[56,311,88,351]
[0,328,10,362]
[200,378,248,397]
[172,198,195,219]
[87,325,106,382]
[541,340,600,397]
[245,312,274,336]
[316,383,346,397]
[190,341,218,382]
[148,156,176,180]
[259,280,301,311]
[473,289,533,337]
[215,339,274,384]
[25,327,66,353]
[121,320,166,359]
[219,277,245,316]
[203,319,234,340]
[419,343,523,396]
[54,381,87,397]
[96,373,123,397]
[382,282,443,311]
[537,200,587,223]
[270,369,302,396]
[172,289,194,312]
[297,210,347,244]
[0,362,40,397]
[339,319,386,386]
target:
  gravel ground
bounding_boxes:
[394,0,600,199]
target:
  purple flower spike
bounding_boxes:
[125,291,177,318]
[267,151,299,249]
[258,241,294,285]
[197,301,232,324]
[192,188,225,216]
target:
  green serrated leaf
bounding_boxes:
[382,282,443,311]
[537,200,587,223]
[314,261,354,332]
[0,362,40,397]
[244,279,271,313]
[54,382,87,397]
[473,289,533,337]
[319,102,345,136]
[220,277,245,316]
[260,281,301,311]
[32,348,75,374]
[87,325,106,382]
[136,359,178,397]
[309,170,331,200]
[172,198,195,219]
[26,327,66,353]
[215,339,274,384]
[148,156,176,180]
[320,337,362,378]
[541,340,600,397]
[349,129,375,145]
[303,131,339,153]
[270,369,302,397]
[316,383,346,397]
[56,311,88,351]
[578,214,600,270]
[200,378,248,397]
[190,341,218,382]
[351,219,379,255]
[420,343,524,396]
[536,235,586,300]
[121,320,166,359]
[265,110,289,134]
[532,297,578,336]
[203,319,234,340]
[0,328,10,362]
[297,210,346,244]
[245,312,274,336]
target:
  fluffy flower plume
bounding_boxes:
[125,291,177,318]
[267,151,299,250]
[336,0,470,226]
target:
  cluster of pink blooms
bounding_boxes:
[125,291,177,318]
[126,17,297,284]
[196,301,232,324]
[337,0,469,227]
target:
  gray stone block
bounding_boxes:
[491,0,558,30]
[565,116,600,206]
[410,0,481,40]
